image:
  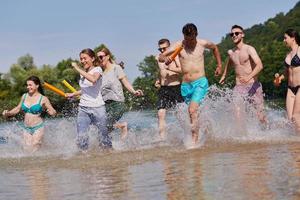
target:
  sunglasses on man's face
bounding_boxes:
[230,32,242,37]
[158,47,168,52]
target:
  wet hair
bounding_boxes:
[285,28,300,45]
[80,48,100,66]
[26,75,44,95]
[182,23,198,36]
[158,38,170,45]
[231,25,244,32]
[98,47,113,63]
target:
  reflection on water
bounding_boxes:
[1,144,299,200]
[0,87,300,199]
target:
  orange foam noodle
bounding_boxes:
[170,45,183,60]
[43,82,66,97]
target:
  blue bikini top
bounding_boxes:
[21,93,43,114]
[285,47,300,68]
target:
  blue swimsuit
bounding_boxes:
[20,93,44,135]
[181,76,209,105]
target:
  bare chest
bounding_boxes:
[229,50,250,66]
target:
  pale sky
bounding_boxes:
[0,0,298,81]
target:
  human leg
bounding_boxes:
[76,106,92,150]
[91,106,112,148]
[188,102,200,144]
[22,128,44,153]
[158,109,167,139]
[286,89,295,120]
[292,91,300,134]
[183,77,208,145]
[106,101,127,135]
[249,82,268,125]
[114,122,128,139]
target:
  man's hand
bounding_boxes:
[240,75,251,84]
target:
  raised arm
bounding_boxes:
[219,58,231,84]
[165,56,182,73]
[71,62,101,84]
[158,41,182,63]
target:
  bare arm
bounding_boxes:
[158,41,182,63]
[2,95,23,117]
[120,76,143,96]
[165,56,182,73]
[205,41,222,76]
[71,63,101,84]
[43,96,57,116]
[219,58,231,84]
[66,90,82,98]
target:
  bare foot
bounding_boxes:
[113,122,128,140]
[120,122,128,140]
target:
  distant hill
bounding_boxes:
[205,1,300,99]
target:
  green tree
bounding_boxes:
[127,55,159,109]
[17,54,36,70]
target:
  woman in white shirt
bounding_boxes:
[67,48,111,150]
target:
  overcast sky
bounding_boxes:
[0,0,298,81]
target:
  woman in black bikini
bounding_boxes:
[283,28,300,134]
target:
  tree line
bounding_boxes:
[1,2,300,120]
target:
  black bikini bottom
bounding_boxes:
[288,85,300,95]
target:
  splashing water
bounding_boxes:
[0,85,298,158]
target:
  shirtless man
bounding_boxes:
[219,25,267,124]
[159,23,222,145]
[155,38,183,139]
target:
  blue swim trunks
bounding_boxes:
[181,77,209,104]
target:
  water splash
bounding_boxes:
[0,85,299,158]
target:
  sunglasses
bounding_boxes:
[98,55,106,60]
[158,47,169,52]
[230,32,242,37]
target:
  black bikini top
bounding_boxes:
[285,47,300,68]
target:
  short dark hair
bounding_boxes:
[285,28,300,45]
[182,23,198,36]
[231,25,244,32]
[158,38,170,45]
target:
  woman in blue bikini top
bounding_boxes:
[2,76,56,152]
